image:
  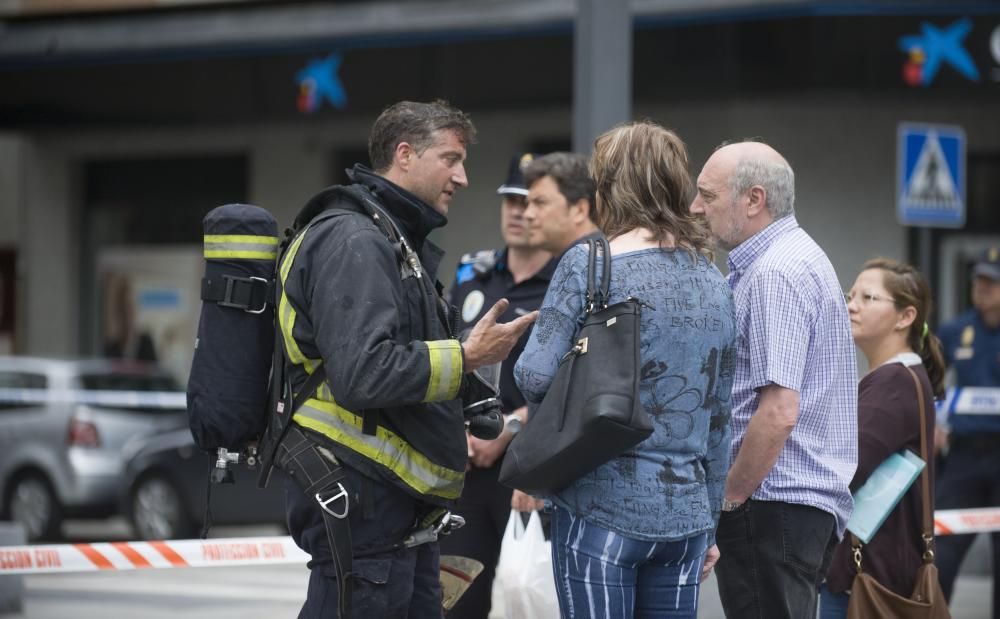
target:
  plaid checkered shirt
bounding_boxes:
[726,215,857,537]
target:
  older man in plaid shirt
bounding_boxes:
[690,140,858,619]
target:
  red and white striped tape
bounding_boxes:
[934,507,1000,536]
[0,536,308,575]
[3,509,1000,576]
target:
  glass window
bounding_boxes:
[0,371,47,389]
[79,372,179,392]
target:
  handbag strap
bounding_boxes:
[852,363,936,573]
[585,237,611,313]
[904,365,936,564]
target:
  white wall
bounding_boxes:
[638,93,1000,292]
[4,93,997,356]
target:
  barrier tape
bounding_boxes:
[937,387,1000,418]
[0,536,308,575]
[2,509,999,576]
[934,507,1000,536]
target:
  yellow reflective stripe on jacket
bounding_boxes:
[203,234,279,260]
[293,398,464,500]
[277,228,317,372]
[423,340,463,402]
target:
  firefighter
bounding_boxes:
[278,100,537,617]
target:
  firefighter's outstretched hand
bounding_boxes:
[462,299,538,372]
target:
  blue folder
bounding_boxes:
[846,449,926,544]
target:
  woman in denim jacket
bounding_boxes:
[515,121,736,619]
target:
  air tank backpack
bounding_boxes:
[187,187,406,485]
[188,203,278,458]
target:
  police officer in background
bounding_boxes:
[278,101,537,618]
[936,246,1000,619]
[505,151,603,515]
[440,153,555,619]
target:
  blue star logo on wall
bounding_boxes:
[296,53,347,113]
[898,18,980,87]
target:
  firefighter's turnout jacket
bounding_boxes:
[277,165,467,516]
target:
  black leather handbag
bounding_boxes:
[499,237,653,496]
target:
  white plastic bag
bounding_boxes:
[494,509,560,619]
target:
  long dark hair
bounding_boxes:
[863,257,946,398]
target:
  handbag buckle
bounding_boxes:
[560,337,589,363]
[922,534,935,562]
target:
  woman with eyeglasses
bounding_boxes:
[819,257,946,618]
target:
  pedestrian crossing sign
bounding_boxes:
[897,123,966,228]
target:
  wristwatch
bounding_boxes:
[721,498,744,512]
[504,413,522,435]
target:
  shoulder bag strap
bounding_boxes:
[585,239,599,311]
[905,365,936,563]
[585,237,611,312]
[597,236,611,307]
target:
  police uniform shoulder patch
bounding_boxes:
[455,263,475,285]
[458,249,498,280]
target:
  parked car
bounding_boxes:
[122,428,287,540]
[0,357,187,541]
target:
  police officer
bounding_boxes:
[439,153,555,619]
[936,246,1000,619]
[505,151,603,514]
[278,101,537,618]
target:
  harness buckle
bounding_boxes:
[316,483,349,519]
[435,511,465,536]
[218,275,270,314]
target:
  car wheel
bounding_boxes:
[8,474,62,542]
[130,475,194,540]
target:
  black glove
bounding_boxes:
[461,366,504,440]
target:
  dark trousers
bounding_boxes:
[715,499,837,619]
[287,465,443,618]
[438,463,512,619]
[935,435,1000,619]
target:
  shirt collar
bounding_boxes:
[497,247,558,283]
[727,215,799,275]
[882,352,922,367]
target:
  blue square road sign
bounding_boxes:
[897,123,966,228]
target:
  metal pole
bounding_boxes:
[573,0,632,154]
[918,227,933,286]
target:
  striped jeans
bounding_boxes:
[550,506,707,619]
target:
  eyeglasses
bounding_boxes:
[844,291,897,306]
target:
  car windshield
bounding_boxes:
[80,373,180,392]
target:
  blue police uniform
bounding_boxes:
[437,248,555,619]
[936,308,1000,617]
